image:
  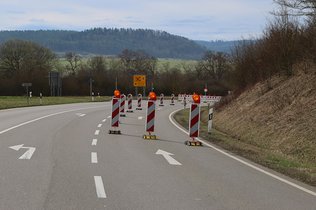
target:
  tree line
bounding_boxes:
[0,40,232,97]
[231,0,316,91]
[2,1,312,97]
[0,28,206,59]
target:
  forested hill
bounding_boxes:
[0,28,207,59]
[194,40,239,54]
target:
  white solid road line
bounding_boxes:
[91,152,98,163]
[97,124,102,128]
[94,176,107,198]
[76,113,86,117]
[92,139,98,146]
[94,130,100,135]
[0,106,104,135]
[169,109,316,197]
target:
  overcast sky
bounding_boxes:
[0,0,276,40]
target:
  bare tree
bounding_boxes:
[196,51,231,81]
[65,52,81,75]
[273,0,316,17]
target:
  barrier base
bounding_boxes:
[126,110,134,113]
[185,140,203,146]
[109,130,121,135]
[143,134,157,140]
[136,108,142,110]
[120,113,126,117]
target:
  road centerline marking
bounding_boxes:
[94,176,107,198]
[92,139,97,146]
[91,152,98,163]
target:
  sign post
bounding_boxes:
[22,83,32,105]
[133,75,146,97]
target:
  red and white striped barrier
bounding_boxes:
[143,99,157,140]
[126,94,133,113]
[120,94,126,117]
[159,93,164,106]
[178,94,192,102]
[178,94,221,103]
[189,104,200,138]
[109,97,121,134]
[136,94,142,110]
[146,100,155,132]
[201,96,222,103]
[185,94,202,146]
[170,94,175,105]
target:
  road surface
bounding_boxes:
[0,101,315,209]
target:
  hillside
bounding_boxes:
[0,28,206,59]
[194,40,238,54]
[213,65,316,185]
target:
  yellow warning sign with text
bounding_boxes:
[133,75,146,87]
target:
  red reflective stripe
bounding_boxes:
[190,115,199,126]
[147,110,155,121]
[191,104,197,111]
[190,130,198,137]
[147,125,154,132]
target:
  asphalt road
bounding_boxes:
[0,101,315,210]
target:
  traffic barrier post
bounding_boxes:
[120,94,126,117]
[208,107,214,133]
[109,90,121,134]
[136,94,142,110]
[185,93,202,146]
[143,92,157,140]
[159,93,164,106]
[170,94,175,105]
[126,94,134,113]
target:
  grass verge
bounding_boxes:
[173,107,316,186]
[0,96,111,110]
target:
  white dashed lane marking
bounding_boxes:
[91,152,98,163]
[94,176,107,198]
[95,130,100,135]
[92,139,97,146]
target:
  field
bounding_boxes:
[0,96,111,110]
[57,57,198,72]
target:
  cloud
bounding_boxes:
[0,0,275,40]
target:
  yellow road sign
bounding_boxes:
[133,75,146,87]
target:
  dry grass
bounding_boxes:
[174,67,316,186]
[214,67,316,185]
